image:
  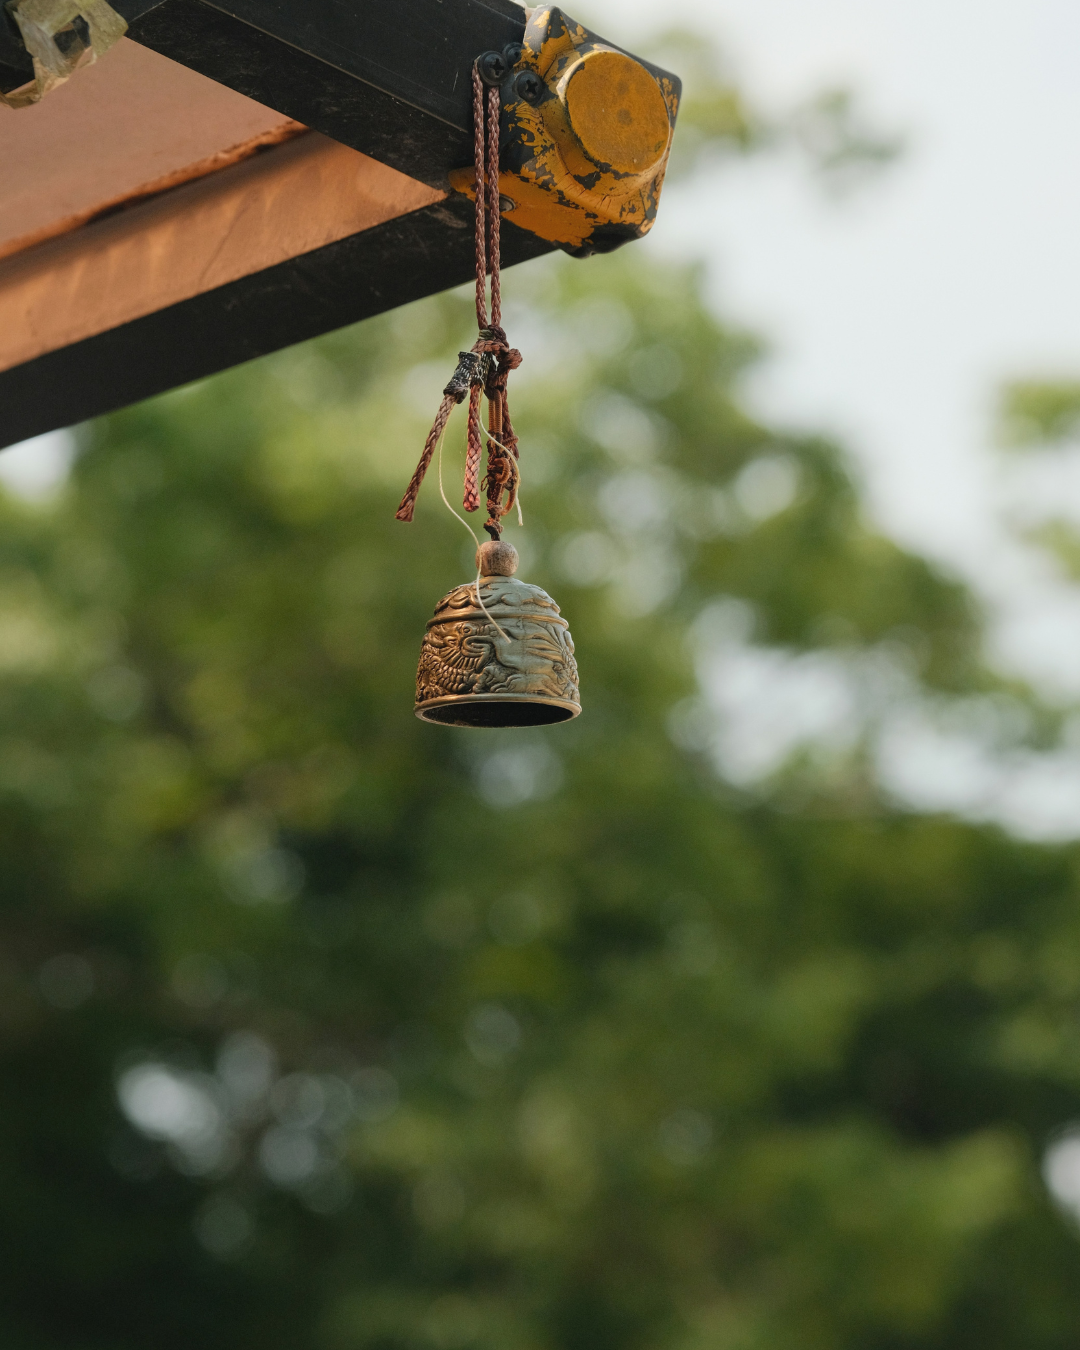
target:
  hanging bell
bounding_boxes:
[415,540,580,728]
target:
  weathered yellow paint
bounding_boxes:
[449,6,679,255]
[562,50,670,177]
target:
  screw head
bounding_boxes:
[501,42,525,69]
[514,70,545,105]
[477,50,509,86]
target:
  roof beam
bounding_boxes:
[0,1,676,450]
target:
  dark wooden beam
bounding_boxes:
[0,197,550,450]
[125,0,527,188]
[0,0,676,450]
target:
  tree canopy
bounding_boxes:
[0,232,1079,1350]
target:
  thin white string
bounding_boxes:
[437,427,511,643]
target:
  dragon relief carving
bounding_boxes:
[416,577,580,707]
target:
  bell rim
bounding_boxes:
[414,692,581,726]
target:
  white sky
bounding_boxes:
[584,0,1080,700]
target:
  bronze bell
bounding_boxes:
[415,540,580,728]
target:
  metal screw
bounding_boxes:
[477,50,509,86]
[501,42,525,69]
[514,70,544,105]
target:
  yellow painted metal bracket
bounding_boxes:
[1,0,127,107]
[449,5,681,257]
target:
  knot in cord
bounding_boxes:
[396,62,523,538]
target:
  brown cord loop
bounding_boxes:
[396,63,522,538]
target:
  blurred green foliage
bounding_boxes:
[1,246,1080,1350]
[788,87,905,197]
[999,380,1080,447]
[996,381,1080,581]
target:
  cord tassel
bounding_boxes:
[463,383,484,513]
[398,63,522,536]
[395,393,457,523]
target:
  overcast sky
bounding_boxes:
[580,0,1080,699]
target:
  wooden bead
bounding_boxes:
[476,540,519,576]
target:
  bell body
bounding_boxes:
[415,573,580,728]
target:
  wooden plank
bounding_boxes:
[0,197,550,449]
[0,39,302,263]
[0,132,443,376]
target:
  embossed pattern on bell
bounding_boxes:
[415,575,580,728]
